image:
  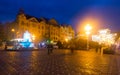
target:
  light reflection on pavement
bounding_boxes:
[0,49,119,75]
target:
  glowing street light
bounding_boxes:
[11,28,15,32]
[85,24,92,31]
[11,28,15,39]
[86,31,90,35]
[85,24,92,50]
[65,38,68,42]
[32,35,35,41]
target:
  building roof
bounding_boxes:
[17,9,69,28]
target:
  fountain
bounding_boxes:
[19,31,35,49]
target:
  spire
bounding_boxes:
[16,8,25,21]
[18,8,24,15]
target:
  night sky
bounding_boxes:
[1,0,120,33]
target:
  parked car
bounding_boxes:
[6,41,15,50]
[53,45,59,49]
[5,41,22,50]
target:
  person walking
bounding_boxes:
[70,44,75,53]
[47,44,53,54]
[95,44,99,53]
[4,43,7,50]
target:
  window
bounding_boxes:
[32,24,34,27]
[26,23,29,27]
[39,26,40,29]
[42,26,44,30]
[21,21,24,25]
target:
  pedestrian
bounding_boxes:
[95,44,99,53]
[47,44,50,54]
[70,44,75,53]
[4,43,7,50]
[47,44,53,54]
[50,44,53,53]
[99,44,102,53]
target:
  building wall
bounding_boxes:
[60,26,75,43]
[14,11,75,43]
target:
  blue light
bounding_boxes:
[20,31,34,48]
[23,31,32,42]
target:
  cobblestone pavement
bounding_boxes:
[0,49,120,75]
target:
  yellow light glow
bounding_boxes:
[11,29,15,32]
[32,35,35,37]
[85,24,92,31]
[51,40,53,43]
[32,35,35,40]
[65,38,68,42]
[86,31,90,35]
[76,16,100,34]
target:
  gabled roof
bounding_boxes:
[25,14,49,23]
[39,17,49,22]
[25,14,33,19]
[48,18,58,25]
[17,9,62,27]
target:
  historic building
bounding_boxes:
[7,9,75,43]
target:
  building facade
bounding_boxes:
[9,9,75,43]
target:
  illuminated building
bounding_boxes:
[60,25,74,43]
[7,9,75,43]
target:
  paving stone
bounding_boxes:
[0,49,120,75]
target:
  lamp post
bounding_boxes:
[32,35,35,42]
[11,28,15,39]
[85,24,92,50]
[65,38,69,49]
[65,38,68,42]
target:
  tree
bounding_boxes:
[56,41,62,48]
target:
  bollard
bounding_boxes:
[101,48,103,56]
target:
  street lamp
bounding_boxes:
[11,29,15,32]
[11,28,15,39]
[65,38,68,42]
[32,35,35,41]
[85,24,92,50]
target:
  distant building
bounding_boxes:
[5,9,75,43]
